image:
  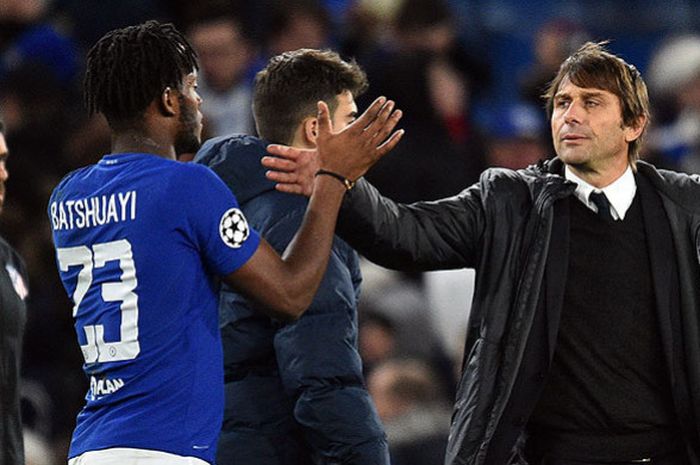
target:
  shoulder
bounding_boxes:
[638,161,700,213]
[477,165,539,200]
[161,159,223,189]
[0,234,14,259]
[49,164,94,201]
[0,235,27,278]
[195,134,266,166]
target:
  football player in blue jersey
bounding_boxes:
[195,49,390,465]
[48,21,402,465]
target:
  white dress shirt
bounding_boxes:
[565,165,637,221]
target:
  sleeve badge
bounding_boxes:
[219,208,250,249]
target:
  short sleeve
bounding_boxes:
[178,164,261,276]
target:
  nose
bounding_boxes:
[563,101,583,125]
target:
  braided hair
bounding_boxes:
[84,20,199,129]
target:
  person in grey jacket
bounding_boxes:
[264,42,700,465]
[0,118,29,465]
[195,49,389,465]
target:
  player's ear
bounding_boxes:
[302,117,318,145]
[160,87,178,117]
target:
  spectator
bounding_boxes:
[265,0,332,56]
[483,103,548,170]
[368,359,451,465]
[519,19,590,107]
[646,35,700,173]
[188,14,256,138]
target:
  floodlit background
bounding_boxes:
[2,0,700,463]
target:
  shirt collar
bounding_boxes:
[565,165,637,220]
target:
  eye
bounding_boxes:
[585,99,599,108]
[555,99,570,109]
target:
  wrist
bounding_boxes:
[315,169,356,190]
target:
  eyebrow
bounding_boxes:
[555,90,607,100]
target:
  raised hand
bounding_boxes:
[265,96,403,196]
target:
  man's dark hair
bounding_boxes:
[253,48,368,144]
[84,20,199,129]
[544,41,650,163]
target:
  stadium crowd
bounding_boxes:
[2,0,700,463]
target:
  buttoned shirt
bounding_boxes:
[565,165,637,220]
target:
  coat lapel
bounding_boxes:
[637,172,676,384]
[545,197,569,361]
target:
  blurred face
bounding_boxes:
[551,77,639,184]
[189,20,251,92]
[488,138,546,170]
[269,13,327,55]
[367,366,405,422]
[359,321,395,365]
[174,71,203,156]
[331,90,358,130]
[0,133,8,214]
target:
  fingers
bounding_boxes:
[265,169,298,184]
[376,129,405,157]
[352,96,387,132]
[316,101,333,135]
[370,108,403,145]
[266,144,305,160]
[266,171,312,196]
[365,99,395,132]
[261,156,298,172]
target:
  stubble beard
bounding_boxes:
[174,97,202,156]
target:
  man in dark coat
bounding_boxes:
[195,49,389,465]
[264,42,700,465]
[0,118,29,465]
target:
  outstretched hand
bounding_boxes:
[264,96,403,196]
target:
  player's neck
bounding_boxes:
[111,130,177,160]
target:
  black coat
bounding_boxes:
[336,159,700,465]
[0,235,27,465]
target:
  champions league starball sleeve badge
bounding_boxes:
[219,208,250,249]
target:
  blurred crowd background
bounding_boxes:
[3,0,700,463]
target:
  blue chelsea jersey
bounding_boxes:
[48,153,260,463]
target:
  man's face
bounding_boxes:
[330,90,358,131]
[551,77,636,175]
[174,71,203,156]
[0,133,8,215]
[189,20,251,92]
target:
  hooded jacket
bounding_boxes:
[195,135,389,465]
[335,158,700,465]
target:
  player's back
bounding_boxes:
[49,153,258,463]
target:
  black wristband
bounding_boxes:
[315,169,356,190]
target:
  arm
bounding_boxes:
[262,147,485,272]
[223,98,403,319]
[335,178,484,271]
